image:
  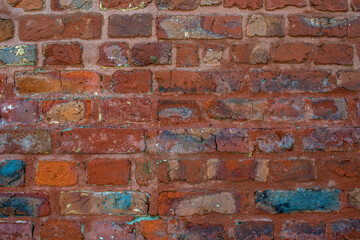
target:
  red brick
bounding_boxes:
[281,221,325,240]
[270,99,304,121]
[18,14,103,41]
[303,128,360,152]
[140,219,169,240]
[231,43,270,64]
[204,99,265,120]
[86,159,130,185]
[0,100,38,124]
[310,0,348,11]
[93,221,136,239]
[60,128,145,153]
[216,128,249,153]
[156,0,198,10]
[247,15,285,37]
[158,159,205,183]
[348,189,360,210]
[326,159,360,177]
[0,19,14,42]
[109,14,152,38]
[131,42,171,66]
[207,159,255,181]
[15,71,101,96]
[267,159,317,182]
[100,98,152,122]
[51,0,92,10]
[0,74,6,97]
[352,0,360,11]
[157,15,242,39]
[0,130,51,154]
[332,219,360,240]
[223,0,262,9]
[158,100,201,123]
[266,0,306,10]
[101,0,152,9]
[35,161,78,186]
[0,221,33,240]
[288,15,360,37]
[44,42,82,66]
[41,220,83,240]
[135,159,153,186]
[98,42,128,67]
[250,69,333,93]
[176,43,199,67]
[156,70,244,93]
[310,98,347,120]
[315,44,353,65]
[254,130,294,153]
[110,70,152,94]
[235,221,274,240]
[181,222,225,239]
[42,100,91,124]
[338,71,360,90]
[272,42,313,63]
[7,0,44,11]
[202,44,224,63]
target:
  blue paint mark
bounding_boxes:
[255,188,340,214]
[103,192,133,211]
[0,160,25,187]
[126,216,159,225]
[0,45,37,66]
[0,196,40,217]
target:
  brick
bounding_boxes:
[181,222,225,239]
[157,15,242,39]
[18,14,103,41]
[176,43,199,67]
[51,0,92,10]
[0,130,51,154]
[111,70,152,94]
[247,15,285,37]
[315,44,353,65]
[235,221,274,240]
[41,220,83,240]
[0,100,38,124]
[156,0,198,10]
[60,128,145,153]
[0,45,36,66]
[42,100,91,124]
[310,98,347,120]
[139,219,168,239]
[158,191,240,216]
[272,43,313,63]
[338,71,360,90]
[131,42,171,66]
[349,188,360,210]
[254,130,294,153]
[15,71,101,96]
[100,98,152,122]
[0,74,5,98]
[204,99,265,120]
[288,16,360,37]
[0,160,26,187]
[207,159,255,181]
[332,219,360,240]
[266,0,306,10]
[200,0,221,5]
[44,42,82,66]
[352,0,360,11]
[281,221,325,240]
[158,159,205,183]
[101,0,152,9]
[108,14,152,38]
[158,100,201,123]
[60,191,149,215]
[0,222,33,240]
[223,0,262,9]
[98,42,128,67]
[250,69,333,93]
[270,99,304,121]
[267,159,317,182]
[303,128,360,152]
[7,0,44,11]
[231,43,270,64]
[202,44,224,63]
[94,221,137,239]
[310,0,348,11]
[216,128,249,152]
[326,159,360,177]
[255,188,340,214]
[0,19,14,42]
[35,161,78,186]
[86,159,130,185]
[157,70,244,93]
[135,159,153,186]
[0,193,50,217]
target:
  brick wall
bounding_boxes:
[0,0,360,239]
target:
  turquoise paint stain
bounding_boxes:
[0,160,25,187]
[103,192,133,211]
[256,188,340,214]
[126,216,160,225]
[0,160,24,177]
